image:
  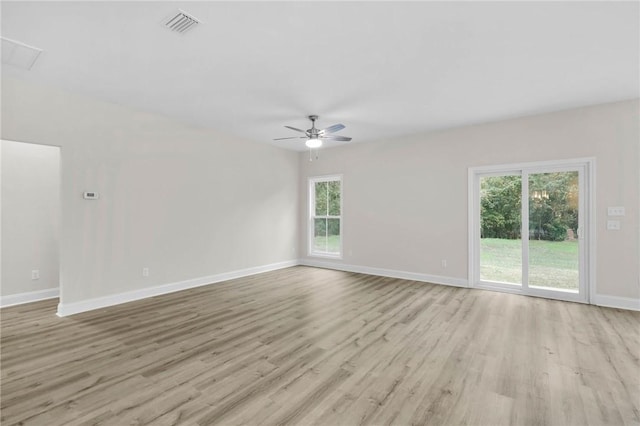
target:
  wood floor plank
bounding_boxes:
[1,266,638,425]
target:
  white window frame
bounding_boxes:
[308,175,343,259]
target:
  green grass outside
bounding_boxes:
[481,238,579,290]
[314,235,341,254]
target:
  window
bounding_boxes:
[309,175,342,257]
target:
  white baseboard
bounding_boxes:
[299,259,469,288]
[48,258,640,317]
[56,260,298,317]
[0,288,59,308]
[301,260,640,311]
[592,294,640,311]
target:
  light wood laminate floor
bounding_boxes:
[1,266,639,425]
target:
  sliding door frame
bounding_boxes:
[468,158,596,304]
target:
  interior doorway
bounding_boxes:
[0,140,61,307]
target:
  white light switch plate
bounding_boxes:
[607,206,625,216]
[607,220,621,230]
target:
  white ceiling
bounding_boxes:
[2,1,638,151]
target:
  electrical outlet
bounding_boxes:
[142,267,149,277]
[441,260,447,268]
[31,270,40,280]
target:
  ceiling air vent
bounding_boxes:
[1,37,42,70]
[163,10,200,34]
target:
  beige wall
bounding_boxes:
[1,140,60,297]
[1,77,299,305]
[299,100,640,301]
[2,74,637,309]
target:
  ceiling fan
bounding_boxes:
[273,115,352,148]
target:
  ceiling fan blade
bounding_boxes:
[319,123,345,134]
[284,126,309,134]
[273,136,306,141]
[321,135,352,142]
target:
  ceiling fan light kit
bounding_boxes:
[274,115,352,155]
[305,138,322,148]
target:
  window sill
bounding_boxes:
[308,252,343,260]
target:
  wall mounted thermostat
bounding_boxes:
[83,192,99,200]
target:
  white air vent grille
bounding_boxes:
[1,37,42,70]
[163,10,200,34]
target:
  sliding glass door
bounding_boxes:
[471,160,591,303]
